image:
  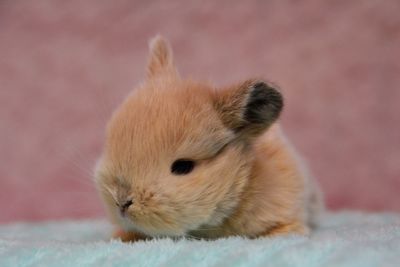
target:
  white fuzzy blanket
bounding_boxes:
[1,211,399,267]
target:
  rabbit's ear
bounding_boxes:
[146,35,178,80]
[214,80,283,138]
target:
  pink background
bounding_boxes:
[1,1,399,223]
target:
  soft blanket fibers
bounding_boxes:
[1,212,399,267]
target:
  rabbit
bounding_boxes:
[94,36,323,242]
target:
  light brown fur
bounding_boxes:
[94,36,323,241]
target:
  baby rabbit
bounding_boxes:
[95,36,323,242]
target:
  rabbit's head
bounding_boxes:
[95,36,283,237]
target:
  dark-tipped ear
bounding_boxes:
[214,80,283,138]
[146,35,178,79]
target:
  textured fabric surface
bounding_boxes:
[1,212,400,267]
[1,1,400,223]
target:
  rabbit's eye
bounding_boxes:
[171,159,195,175]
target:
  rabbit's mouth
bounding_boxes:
[117,211,189,237]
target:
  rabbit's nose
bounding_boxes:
[119,199,133,215]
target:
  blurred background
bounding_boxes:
[1,0,399,223]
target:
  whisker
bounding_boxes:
[63,143,97,174]
[100,184,118,203]
[64,157,95,180]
